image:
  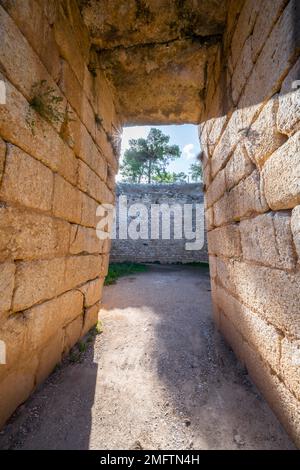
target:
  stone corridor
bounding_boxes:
[0,267,294,450]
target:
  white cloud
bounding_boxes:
[182,143,195,161]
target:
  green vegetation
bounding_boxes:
[120,128,181,183]
[189,162,203,182]
[104,263,148,285]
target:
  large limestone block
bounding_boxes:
[240,212,296,270]
[216,258,300,337]
[82,302,100,337]
[231,36,253,105]
[291,206,300,259]
[230,0,260,68]
[0,356,38,429]
[205,169,226,208]
[244,97,286,168]
[208,225,241,258]
[52,174,82,224]
[0,0,61,82]
[0,74,77,185]
[80,192,99,228]
[13,258,66,312]
[78,160,114,204]
[35,331,64,386]
[211,105,260,178]
[214,170,268,226]
[0,145,53,212]
[0,205,70,262]
[24,290,84,350]
[280,337,300,401]
[63,315,83,354]
[0,314,27,382]
[79,278,104,308]
[243,340,300,448]
[277,58,300,137]
[225,144,254,191]
[70,225,104,255]
[0,137,5,183]
[70,118,107,181]
[239,0,300,109]
[0,262,15,313]
[215,283,281,371]
[65,254,103,290]
[262,132,300,210]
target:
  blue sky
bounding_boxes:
[119,124,201,179]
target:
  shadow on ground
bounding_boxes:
[0,265,295,449]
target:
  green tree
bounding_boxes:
[189,162,203,182]
[153,171,187,183]
[120,128,181,183]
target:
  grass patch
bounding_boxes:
[104,263,148,286]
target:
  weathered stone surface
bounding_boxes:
[25,290,84,350]
[239,0,300,109]
[280,337,300,401]
[79,278,104,308]
[0,206,70,262]
[262,132,300,210]
[291,206,300,259]
[243,340,300,448]
[214,283,281,371]
[0,137,6,183]
[0,262,15,312]
[240,212,296,270]
[70,118,107,181]
[0,356,38,428]
[244,97,287,168]
[35,331,64,385]
[70,225,104,255]
[208,225,241,258]
[0,145,53,212]
[231,36,253,104]
[13,258,66,312]
[225,144,254,191]
[230,0,260,69]
[251,0,288,63]
[78,160,113,204]
[277,58,300,137]
[0,313,27,381]
[0,0,61,82]
[205,168,226,208]
[214,170,268,226]
[0,74,77,185]
[80,192,99,228]
[52,175,82,224]
[80,0,228,48]
[216,258,300,337]
[205,207,214,231]
[82,302,100,337]
[63,315,83,354]
[65,255,102,291]
[211,105,260,178]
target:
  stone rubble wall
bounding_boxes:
[110,183,208,265]
[199,0,300,445]
[0,0,121,427]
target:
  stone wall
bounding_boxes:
[199,0,300,445]
[110,183,208,265]
[0,0,121,427]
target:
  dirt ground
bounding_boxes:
[0,265,295,450]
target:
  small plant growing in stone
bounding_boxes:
[26,80,65,134]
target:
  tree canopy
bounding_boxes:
[189,162,203,182]
[120,128,181,183]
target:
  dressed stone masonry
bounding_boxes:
[0,0,300,447]
[110,183,208,265]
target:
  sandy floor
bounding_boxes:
[0,265,294,449]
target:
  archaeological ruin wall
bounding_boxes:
[0,0,121,426]
[199,0,300,445]
[110,183,208,265]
